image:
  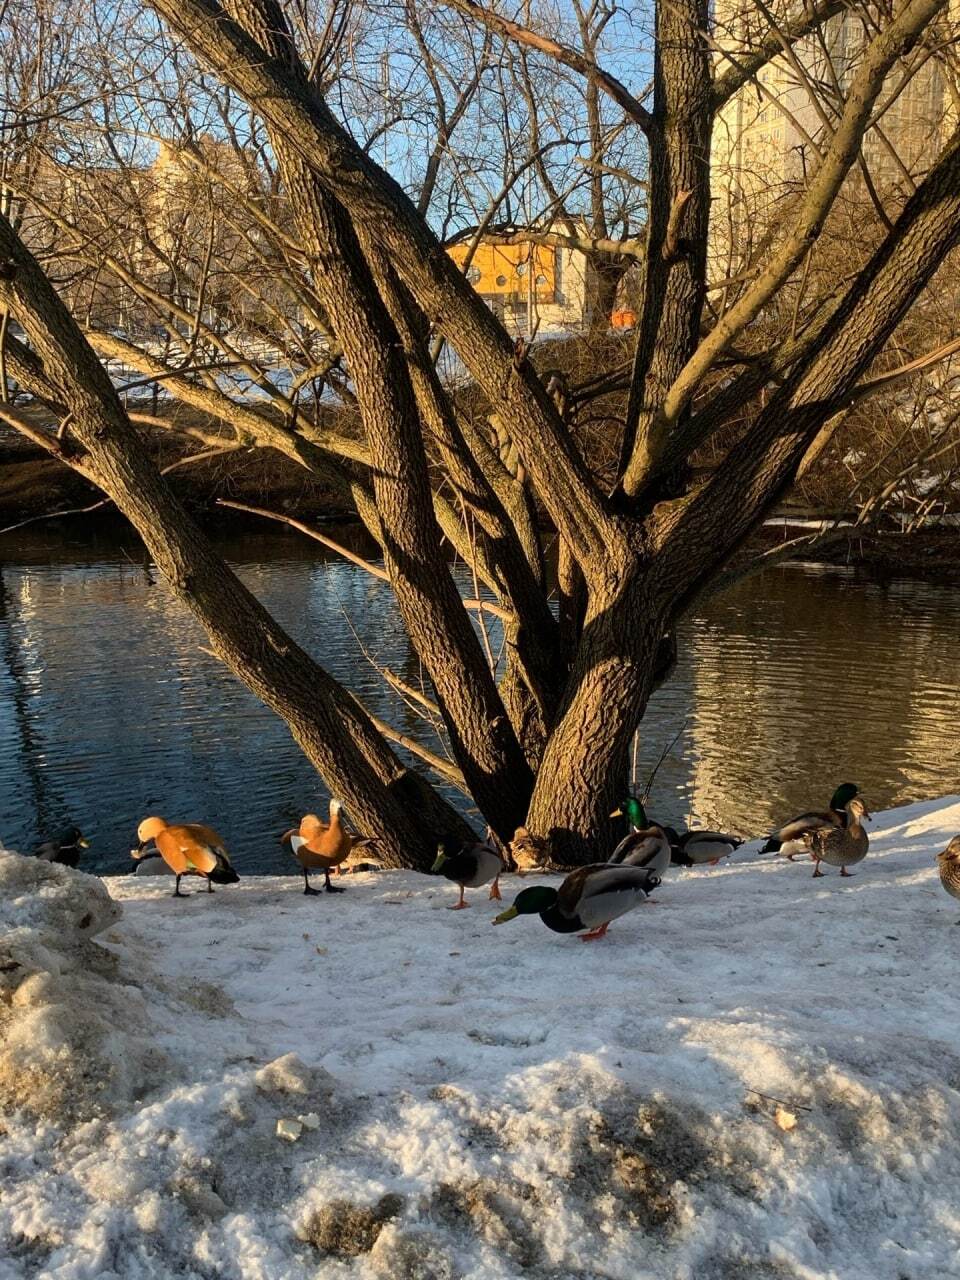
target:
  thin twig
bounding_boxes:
[339,603,444,724]
[218,498,391,580]
[745,1088,813,1112]
[219,498,513,619]
[349,697,467,789]
[640,721,688,803]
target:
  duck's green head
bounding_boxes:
[830,782,859,811]
[492,886,558,924]
[611,796,648,826]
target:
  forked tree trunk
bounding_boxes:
[0,212,473,869]
[7,0,959,876]
[526,564,667,862]
[222,4,535,841]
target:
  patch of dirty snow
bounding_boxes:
[0,798,959,1278]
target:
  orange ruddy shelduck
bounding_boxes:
[133,817,240,898]
[281,799,358,895]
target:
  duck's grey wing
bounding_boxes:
[680,832,741,860]
[686,830,742,847]
[467,843,503,886]
[778,810,838,841]
[574,865,659,927]
[609,831,660,867]
[761,809,838,853]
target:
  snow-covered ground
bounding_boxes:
[2,796,960,1280]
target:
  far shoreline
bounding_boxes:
[4,430,960,588]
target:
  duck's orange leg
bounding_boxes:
[579,922,610,941]
[449,884,470,910]
[488,876,502,902]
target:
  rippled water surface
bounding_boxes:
[2,525,959,874]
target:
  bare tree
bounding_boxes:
[2,0,960,863]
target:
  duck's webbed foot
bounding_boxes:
[324,873,345,894]
[579,922,610,941]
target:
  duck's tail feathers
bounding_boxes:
[208,851,240,884]
[758,838,781,855]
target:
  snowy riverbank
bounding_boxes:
[2,796,960,1278]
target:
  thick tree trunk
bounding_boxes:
[0,212,473,868]
[620,0,711,496]
[526,559,666,863]
[260,128,534,844]
[209,1,535,840]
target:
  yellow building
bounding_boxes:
[445,228,597,336]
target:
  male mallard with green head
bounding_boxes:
[493,863,660,941]
[804,797,870,877]
[936,836,960,921]
[609,797,672,874]
[432,836,504,910]
[760,782,860,859]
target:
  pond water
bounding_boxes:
[1,524,958,875]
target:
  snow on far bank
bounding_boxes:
[2,796,960,1280]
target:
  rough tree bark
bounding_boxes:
[0,211,473,868]
[619,0,711,498]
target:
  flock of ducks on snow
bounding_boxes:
[23,781,960,941]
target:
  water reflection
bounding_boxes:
[1,528,958,874]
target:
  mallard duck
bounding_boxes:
[936,836,960,921]
[759,782,860,858]
[493,863,660,941]
[33,826,89,868]
[508,826,550,875]
[671,829,743,867]
[805,798,870,877]
[281,799,357,894]
[609,798,672,874]
[432,836,504,910]
[132,817,240,897]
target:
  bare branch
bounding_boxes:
[435,0,653,132]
